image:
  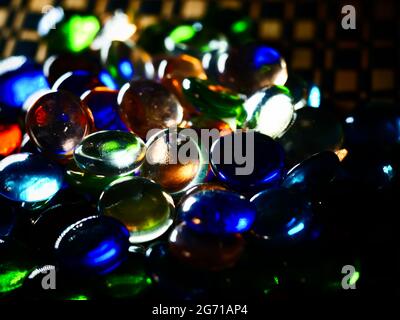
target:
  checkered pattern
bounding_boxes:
[0,0,398,111]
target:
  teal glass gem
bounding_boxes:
[74,130,146,176]
[244,85,294,138]
[182,77,247,127]
[0,153,63,202]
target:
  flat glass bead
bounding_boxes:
[169,222,245,271]
[118,80,184,139]
[137,21,174,55]
[46,14,100,54]
[282,151,340,196]
[182,77,247,127]
[52,70,113,97]
[210,131,285,191]
[98,176,175,244]
[25,91,94,158]
[140,128,208,195]
[250,187,312,243]
[54,215,130,275]
[218,44,288,95]
[0,153,63,202]
[101,40,154,87]
[0,56,49,109]
[278,108,344,166]
[177,190,256,234]
[74,130,146,176]
[80,87,128,131]
[244,85,294,138]
[0,123,22,158]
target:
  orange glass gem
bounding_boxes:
[0,124,22,157]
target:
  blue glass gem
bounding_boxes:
[0,153,63,202]
[52,70,115,97]
[80,87,128,131]
[210,131,285,191]
[177,190,256,234]
[250,187,312,243]
[218,44,288,95]
[54,216,130,275]
[0,56,49,109]
[282,151,340,196]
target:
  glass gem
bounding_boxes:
[47,14,100,54]
[168,222,245,271]
[52,70,113,97]
[140,128,208,195]
[244,85,294,138]
[210,131,285,191]
[282,151,340,196]
[0,124,22,158]
[0,56,49,109]
[25,91,94,158]
[118,80,184,139]
[182,77,247,127]
[101,40,154,87]
[250,187,312,243]
[54,215,130,275]
[177,190,256,234]
[43,53,102,86]
[98,176,175,244]
[74,130,146,176]
[218,44,288,95]
[278,108,344,166]
[165,23,228,59]
[0,153,63,202]
[80,87,128,131]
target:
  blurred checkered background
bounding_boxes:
[0,0,398,112]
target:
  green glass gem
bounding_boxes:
[66,294,90,300]
[74,130,146,176]
[61,15,100,53]
[182,78,247,127]
[169,25,196,43]
[98,176,175,244]
[0,267,29,294]
[231,19,251,34]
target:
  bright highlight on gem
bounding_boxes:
[287,222,305,236]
